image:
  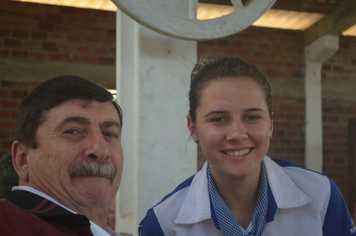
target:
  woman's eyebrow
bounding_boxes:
[245,108,266,113]
[204,110,226,118]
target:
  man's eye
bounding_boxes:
[64,130,79,135]
[211,117,226,123]
[104,132,118,138]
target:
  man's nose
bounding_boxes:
[226,120,248,141]
[86,131,110,161]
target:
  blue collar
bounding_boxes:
[208,161,269,236]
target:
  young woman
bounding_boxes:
[139,58,355,236]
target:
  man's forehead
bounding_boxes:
[47,99,120,124]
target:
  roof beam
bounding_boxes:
[304,0,356,45]
[199,0,343,14]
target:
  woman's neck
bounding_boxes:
[211,165,261,229]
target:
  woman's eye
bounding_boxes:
[245,115,260,121]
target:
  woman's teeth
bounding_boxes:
[227,149,250,156]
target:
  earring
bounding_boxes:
[196,141,199,144]
[269,136,272,140]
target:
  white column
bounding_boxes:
[115,1,197,235]
[304,35,338,173]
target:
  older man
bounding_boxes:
[0,76,124,236]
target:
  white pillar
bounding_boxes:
[304,35,338,173]
[115,2,197,235]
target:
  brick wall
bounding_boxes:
[1,0,356,207]
[0,0,116,65]
[0,80,36,157]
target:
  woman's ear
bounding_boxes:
[269,112,274,137]
[187,115,198,142]
[12,141,30,183]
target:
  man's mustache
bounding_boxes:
[68,161,116,181]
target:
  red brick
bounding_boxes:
[287,147,298,154]
[93,48,110,56]
[22,21,37,31]
[42,42,58,51]
[12,30,29,39]
[64,15,82,24]
[273,147,286,154]
[93,10,110,18]
[84,36,99,44]
[1,101,18,109]
[323,132,339,140]
[48,32,65,42]
[66,54,81,63]
[286,130,298,138]
[38,22,55,32]
[56,24,72,33]
[327,116,339,123]
[60,6,92,16]
[49,53,64,61]
[4,39,21,48]
[11,111,18,119]
[31,31,47,40]
[11,90,28,99]
[68,35,82,43]
[58,43,74,52]
[0,121,16,130]
[82,17,98,25]
[23,40,40,50]
[11,131,17,139]
[82,56,97,64]
[18,82,37,90]
[2,19,19,28]
[30,52,46,60]
[286,113,298,121]
[0,90,10,98]
[102,37,115,45]
[0,29,10,37]
[346,108,356,114]
[0,50,10,58]
[77,46,92,54]
[0,111,10,119]
[258,43,270,51]
[293,139,304,146]
[0,131,10,139]
[0,80,17,87]
[334,157,345,165]
[11,51,29,58]
[333,65,344,73]
[0,141,12,149]
[46,13,63,23]
[281,139,292,146]
[106,29,115,38]
[99,57,115,65]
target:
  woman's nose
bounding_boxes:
[226,121,248,141]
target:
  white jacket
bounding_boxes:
[139,156,356,236]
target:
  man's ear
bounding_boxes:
[12,141,30,183]
[187,115,198,143]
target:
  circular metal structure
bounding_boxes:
[112,0,276,41]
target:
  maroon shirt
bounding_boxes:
[0,190,93,236]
